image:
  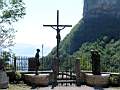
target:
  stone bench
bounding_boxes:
[85,73,110,87]
[23,74,49,86]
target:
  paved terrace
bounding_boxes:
[33,86,120,90]
[8,84,120,90]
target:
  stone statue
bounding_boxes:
[91,49,101,75]
[0,59,9,89]
[35,49,40,75]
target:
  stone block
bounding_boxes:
[0,71,9,89]
[85,73,110,87]
[24,74,49,86]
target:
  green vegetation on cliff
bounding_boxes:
[48,15,120,72]
[50,15,120,56]
[73,37,120,72]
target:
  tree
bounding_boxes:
[0,0,25,48]
[0,50,15,70]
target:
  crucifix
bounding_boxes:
[43,10,72,60]
[43,10,72,88]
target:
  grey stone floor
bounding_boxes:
[4,84,120,90]
[31,86,120,90]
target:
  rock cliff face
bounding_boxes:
[62,0,120,54]
[83,0,120,18]
[50,0,120,55]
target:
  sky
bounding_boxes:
[11,0,84,57]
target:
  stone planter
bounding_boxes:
[0,70,9,89]
[85,73,110,87]
[23,74,49,86]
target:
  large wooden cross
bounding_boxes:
[43,10,72,60]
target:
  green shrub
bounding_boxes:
[109,74,120,86]
[15,72,21,81]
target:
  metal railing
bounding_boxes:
[5,56,53,71]
[1,54,120,73]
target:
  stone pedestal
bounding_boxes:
[28,58,36,71]
[51,57,59,87]
[75,58,81,86]
[0,70,9,89]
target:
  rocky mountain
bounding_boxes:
[50,0,120,56]
[83,0,120,18]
